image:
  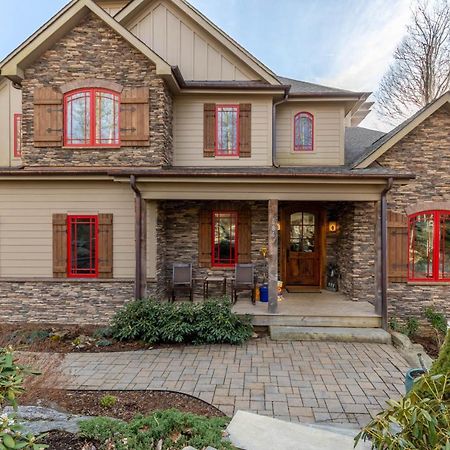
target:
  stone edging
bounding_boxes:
[391,331,433,369]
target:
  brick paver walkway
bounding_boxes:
[55,338,408,425]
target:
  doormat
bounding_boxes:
[285,286,322,293]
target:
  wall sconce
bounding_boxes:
[277,221,281,231]
[328,221,338,233]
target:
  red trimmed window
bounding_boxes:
[64,88,120,147]
[408,210,450,282]
[212,211,238,267]
[294,112,314,151]
[67,215,99,278]
[14,113,22,157]
[216,105,239,156]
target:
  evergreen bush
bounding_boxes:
[431,329,450,375]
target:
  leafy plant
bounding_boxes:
[110,298,253,345]
[355,373,450,449]
[25,330,50,344]
[425,307,448,348]
[431,330,450,376]
[92,327,113,340]
[80,409,234,450]
[389,316,420,338]
[99,395,117,409]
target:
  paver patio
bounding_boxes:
[51,338,409,425]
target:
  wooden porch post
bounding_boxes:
[268,199,278,313]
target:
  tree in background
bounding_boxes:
[376,0,450,125]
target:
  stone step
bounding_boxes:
[270,326,391,344]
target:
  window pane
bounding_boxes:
[213,212,237,265]
[217,106,238,155]
[69,217,97,276]
[409,213,434,279]
[96,91,119,145]
[294,113,313,151]
[440,213,450,279]
[290,212,315,252]
[66,91,91,145]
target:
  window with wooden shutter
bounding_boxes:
[388,210,408,282]
[98,214,114,279]
[120,87,150,146]
[239,103,252,158]
[34,87,63,147]
[199,209,212,267]
[238,208,252,263]
[203,103,216,157]
[53,214,67,278]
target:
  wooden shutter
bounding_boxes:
[203,103,216,157]
[199,209,212,267]
[120,87,150,146]
[53,214,67,278]
[239,103,252,158]
[238,208,252,263]
[388,210,408,282]
[98,214,113,279]
[34,87,63,147]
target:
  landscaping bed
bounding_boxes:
[411,334,440,358]
[41,430,98,450]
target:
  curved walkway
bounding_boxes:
[52,338,408,426]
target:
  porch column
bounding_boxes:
[268,199,278,313]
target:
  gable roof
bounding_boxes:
[353,91,450,168]
[345,127,385,166]
[116,0,281,85]
[0,0,173,83]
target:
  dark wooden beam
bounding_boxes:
[268,199,279,314]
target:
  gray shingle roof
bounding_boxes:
[278,76,362,96]
[345,127,385,165]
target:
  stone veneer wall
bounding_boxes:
[0,280,134,324]
[21,13,173,167]
[376,108,450,320]
[159,201,268,300]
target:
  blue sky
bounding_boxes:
[0,0,414,130]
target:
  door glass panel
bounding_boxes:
[290,212,315,253]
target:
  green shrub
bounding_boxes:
[389,316,419,338]
[110,299,253,345]
[425,307,448,347]
[431,330,450,375]
[92,327,113,340]
[355,373,450,449]
[99,395,118,409]
[80,409,233,450]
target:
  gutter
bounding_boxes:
[130,175,143,300]
[380,177,394,330]
[272,91,289,167]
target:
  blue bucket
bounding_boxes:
[259,284,269,302]
[405,368,426,393]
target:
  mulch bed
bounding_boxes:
[412,334,440,358]
[41,431,99,450]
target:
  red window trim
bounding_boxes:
[408,210,450,282]
[13,113,22,158]
[67,215,99,278]
[211,210,239,267]
[63,88,120,148]
[293,111,314,152]
[215,104,240,157]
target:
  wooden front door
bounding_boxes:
[284,209,321,286]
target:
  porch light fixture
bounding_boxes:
[328,221,338,233]
[277,221,281,231]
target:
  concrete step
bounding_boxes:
[249,314,382,328]
[270,326,391,344]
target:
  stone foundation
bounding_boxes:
[0,280,134,324]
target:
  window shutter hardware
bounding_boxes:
[120,127,137,132]
[46,107,63,113]
[47,128,63,133]
[120,106,137,112]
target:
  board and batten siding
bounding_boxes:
[128,0,257,81]
[0,181,157,279]
[0,79,22,167]
[276,102,345,166]
[173,95,272,167]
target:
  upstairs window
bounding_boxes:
[68,215,98,278]
[14,113,22,157]
[408,210,450,282]
[64,88,120,147]
[294,112,314,151]
[216,105,239,156]
[212,211,238,266]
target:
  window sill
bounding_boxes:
[407,281,450,286]
[62,146,121,150]
[290,150,315,154]
[214,156,240,160]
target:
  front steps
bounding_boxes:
[249,314,382,328]
[270,326,391,344]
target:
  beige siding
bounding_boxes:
[276,102,345,166]
[173,95,272,167]
[0,181,156,279]
[128,1,259,81]
[0,79,22,167]
[146,200,157,280]
[95,0,128,15]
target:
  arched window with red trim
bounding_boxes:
[408,210,450,282]
[294,112,314,151]
[64,88,120,147]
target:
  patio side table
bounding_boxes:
[203,276,227,299]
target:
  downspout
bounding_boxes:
[380,177,394,330]
[130,175,142,300]
[272,91,289,167]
